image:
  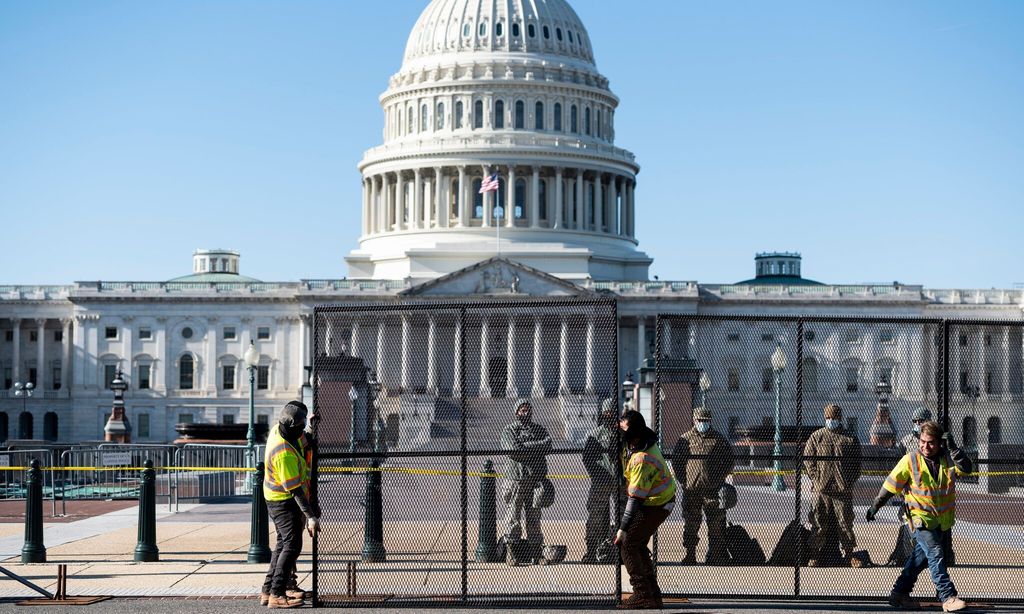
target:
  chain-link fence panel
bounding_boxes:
[311,299,619,606]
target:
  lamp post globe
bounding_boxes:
[699,371,711,409]
[771,346,787,492]
[621,372,635,412]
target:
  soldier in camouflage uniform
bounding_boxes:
[500,399,552,564]
[582,398,619,563]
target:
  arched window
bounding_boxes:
[19,411,33,440]
[535,101,544,130]
[543,25,550,39]
[455,101,464,129]
[514,100,524,129]
[962,416,978,451]
[407,106,414,134]
[0,412,7,442]
[553,102,562,131]
[420,104,428,132]
[472,179,483,218]
[478,21,487,37]
[436,102,445,130]
[180,355,194,390]
[494,100,505,129]
[802,357,819,394]
[528,23,536,38]
[584,107,591,135]
[570,105,578,133]
[512,22,520,37]
[597,108,602,138]
[514,178,526,219]
[495,21,503,37]
[538,179,547,220]
[474,100,483,129]
[988,416,1002,444]
[463,23,470,37]
[555,27,563,41]
[43,412,58,442]
[567,30,574,44]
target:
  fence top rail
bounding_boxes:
[313,297,618,315]
[179,443,253,449]
[658,313,1024,326]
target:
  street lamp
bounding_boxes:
[699,371,711,409]
[770,346,787,492]
[348,384,359,460]
[14,382,34,438]
[621,372,635,412]
[243,341,261,492]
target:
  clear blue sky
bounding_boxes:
[2,1,1022,287]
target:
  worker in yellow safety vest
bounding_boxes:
[260,401,319,609]
[865,420,971,612]
[613,410,676,610]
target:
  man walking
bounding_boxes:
[500,399,552,565]
[582,398,618,563]
[261,401,319,609]
[803,403,863,567]
[866,421,970,612]
[671,406,734,565]
[614,410,676,610]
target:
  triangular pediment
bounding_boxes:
[400,257,595,297]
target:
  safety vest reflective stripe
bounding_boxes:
[885,476,908,491]
[904,452,956,529]
[263,425,309,501]
[626,452,673,500]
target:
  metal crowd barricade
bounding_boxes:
[0,448,58,516]
[173,443,264,511]
[59,444,176,515]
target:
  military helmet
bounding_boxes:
[911,407,933,422]
[600,398,617,415]
[693,406,712,421]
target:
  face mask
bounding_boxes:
[517,413,531,425]
[695,421,710,434]
[825,419,841,430]
[912,424,921,435]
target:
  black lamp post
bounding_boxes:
[771,346,787,492]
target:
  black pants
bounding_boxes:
[263,498,305,596]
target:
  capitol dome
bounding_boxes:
[347,0,651,282]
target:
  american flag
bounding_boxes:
[479,172,500,193]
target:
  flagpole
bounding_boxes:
[496,192,501,256]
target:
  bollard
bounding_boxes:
[21,459,46,563]
[361,454,386,562]
[248,462,271,563]
[134,459,159,562]
[475,460,500,562]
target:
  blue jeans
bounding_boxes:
[893,526,956,601]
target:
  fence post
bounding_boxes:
[475,460,500,562]
[362,452,386,562]
[248,462,271,563]
[21,459,46,563]
[134,459,159,562]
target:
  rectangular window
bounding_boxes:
[4,367,11,389]
[257,327,270,340]
[137,413,150,438]
[257,414,269,425]
[223,327,236,340]
[880,329,894,344]
[104,364,117,389]
[959,371,970,394]
[845,367,859,393]
[105,326,118,340]
[257,365,269,390]
[138,327,152,340]
[959,333,968,346]
[4,330,11,342]
[52,367,61,390]
[138,365,151,389]
[177,413,193,424]
[985,371,993,394]
[728,368,740,391]
[54,330,63,342]
[762,367,774,393]
[222,365,235,390]
[222,414,235,425]
[28,368,37,387]
[29,331,38,342]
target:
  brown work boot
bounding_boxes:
[942,596,967,612]
[258,592,270,606]
[267,594,303,609]
[617,593,661,609]
[285,585,309,599]
[806,558,821,567]
[887,592,920,610]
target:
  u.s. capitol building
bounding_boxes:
[2,0,1021,449]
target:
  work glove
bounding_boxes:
[942,431,957,451]
[613,529,626,546]
[864,507,877,522]
[306,516,320,536]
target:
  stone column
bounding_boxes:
[362,178,370,235]
[350,320,361,358]
[453,317,463,398]
[553,168,563,229]
[60,319,72,392]
[663,321,672,359]
[395,171,405,231]
[559,317,569,395]
[531,316,544,398]
[506,165,516,228]
[435,166,446,228]
[594,173,604,232]
[506,316,517,398]
[530,167,540,228]
[585,316,595,394]
[575,169,584,230]
[370,176,379,234]
[11,319,21,383]
[628,180,636,237]
[479,317,491,397]
[375,321,385,384]
[157,318,168,391]
[205,320,216,392]
[427,316,437,395]
[457,166,468,227]
[414,169,424,230]
[609,176,619,235]
[35,319,46,388]
[637,318,646,369]
[481,165,492,228]
[400,315,410,392]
